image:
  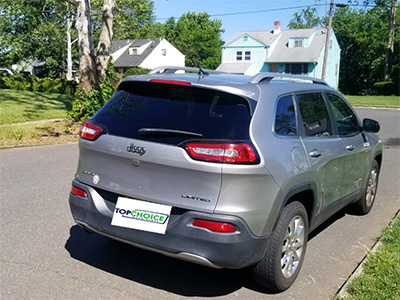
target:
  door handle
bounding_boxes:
[309,150,322,158]
[346,145,355,151]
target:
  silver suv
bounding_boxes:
[69,67,382,291]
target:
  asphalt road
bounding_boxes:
[1,108,399,300]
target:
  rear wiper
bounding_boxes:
[138,128,203,137]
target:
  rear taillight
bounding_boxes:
[71,186,87,198]
[80,120,103,141]
[192,219,236,233]
[185,142,257,163]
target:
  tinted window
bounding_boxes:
[297,93,333,137]
[92,81,253,145]
[275,96,297,136]
[326,93,360,136]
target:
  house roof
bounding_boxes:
[216,63,252,74]
[223,30,280,47]
[223,28,328,64]
[111,38,162,68]
[266,28,327,63]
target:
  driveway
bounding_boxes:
[1,108,399,300]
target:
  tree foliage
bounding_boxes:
[332,1,399,94]
[288,7,327,29]
[0,0,154,78]
[0,0,76,77]
[160,12,224,69]
[90,0,155,42]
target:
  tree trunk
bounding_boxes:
[66,17,73,81]
[76,0,97,92]
[384,0,397,82]
[96,0,116,83]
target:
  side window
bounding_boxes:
[275,95,297,136]
[297,93,333,137]
[326,93,360,136]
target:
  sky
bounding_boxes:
[151,0,348,42]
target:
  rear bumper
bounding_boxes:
[69,179,269,269]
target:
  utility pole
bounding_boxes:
[384,0,397,81]
[321,0,334,81]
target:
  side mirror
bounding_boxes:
[363,118,380,133]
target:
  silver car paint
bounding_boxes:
[74,76,383,239]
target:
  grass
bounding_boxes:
[345,95,400,109]
[0,89,74,125]
[0,119,80,148]
[335,213,400,300]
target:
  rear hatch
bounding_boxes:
[76,80,256,212]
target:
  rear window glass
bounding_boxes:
[92,81,253,145]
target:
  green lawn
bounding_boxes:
[0,89,74,125]
[345,95,400,109]
[335,214,400,300]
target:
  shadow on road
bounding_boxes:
[65,225,266,297]
[65,207,354,296]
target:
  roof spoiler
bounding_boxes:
[148,66,224,75]
[249,72,329,86]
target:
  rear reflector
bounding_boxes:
[193,219,236,233]
[71,186,87,198]
[185,142,257,163]
[149,79,191,86]
[80,120,103,141]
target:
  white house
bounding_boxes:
[111,38,185,73]
[217,22,341,88]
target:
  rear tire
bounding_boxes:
[252,201,308,292]
[353,160,380,215]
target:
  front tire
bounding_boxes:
[252,201,308,292]
[353,160,380,215]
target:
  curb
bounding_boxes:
[335,209,400,298]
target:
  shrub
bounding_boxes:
[123,67,150,77]
[0,74,77,95]
[68,63,121,121]
[372,81,399,96]
[0,74,30,90]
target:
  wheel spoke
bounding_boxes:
[281,214,306,278]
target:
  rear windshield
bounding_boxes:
[92,81,253,145]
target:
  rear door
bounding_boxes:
[76,80,254,213]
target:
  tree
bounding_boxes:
[76,0,97,92]
[384,0,397,81]
[332,2,399,94]
[0,0,76,77]
[0,0,154,82]
[288,7,327,29]
[161,12,224,69]
[95,0,116,82]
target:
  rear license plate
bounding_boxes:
[111,197,172,234]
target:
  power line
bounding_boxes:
[154,2,375,21]
[155,4,326,20]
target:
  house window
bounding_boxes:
[245,51,251,61]
[285,63,308,75]
[162,49,167,56]
[294,40,303,48]
[243,35,248,41]
[236,51,243,61]
[129,48,138,55]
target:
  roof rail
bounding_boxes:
[148,66,223,75]
[249,72,329,86]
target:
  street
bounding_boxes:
[1,108,399,300]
